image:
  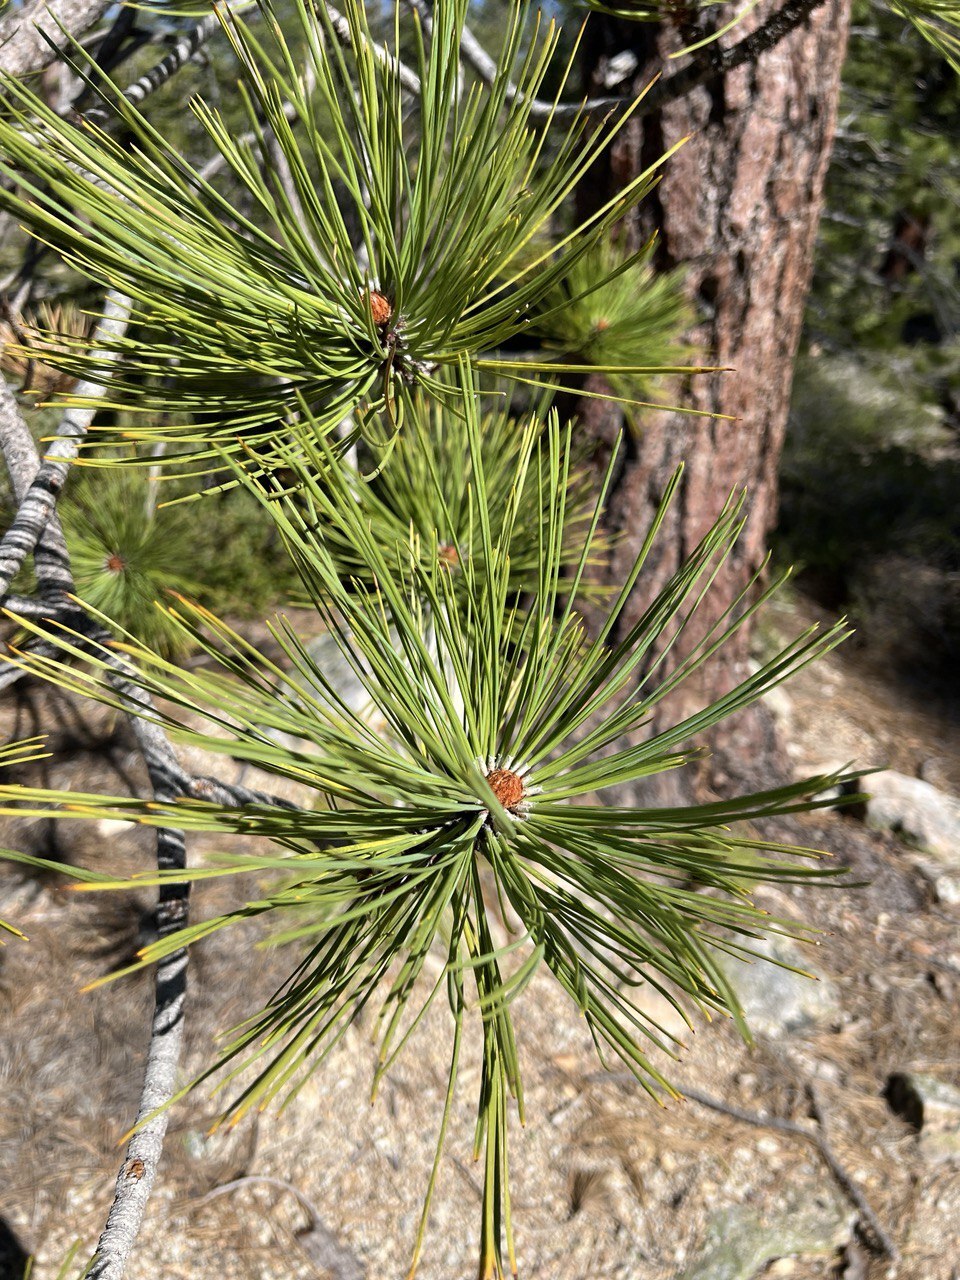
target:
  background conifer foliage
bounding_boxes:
[0,0,957,1276]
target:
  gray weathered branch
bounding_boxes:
[0,296,191,1280]
[86,804,188,1280]
[639,0,830,117]
[0,0,110,79]
[85,1,256,120]
[403,0,623,119]
[0,291,129,597]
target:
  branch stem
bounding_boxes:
[87,804,189,1280]
[0,291,129,597]
[641,0,831,117]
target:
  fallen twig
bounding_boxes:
[679,1082,900,1261]
[805,1081,900,1264]
[190,1176,366,1280]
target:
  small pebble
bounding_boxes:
[766,1261,797,1278]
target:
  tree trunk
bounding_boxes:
[578,0,852,791]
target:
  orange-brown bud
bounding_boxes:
[486,768,525,811]
[367,290,393,327]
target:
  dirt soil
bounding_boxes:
[1,596,959,1280]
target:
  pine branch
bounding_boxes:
[0,7,861,1274]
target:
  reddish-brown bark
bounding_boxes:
[577,0,852,786]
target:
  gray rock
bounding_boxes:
[722,935,839,1038]
[919,756,959,793]
[297,623,463,736]
[676,1188,852,1280]
[886,1072,960,1165]
[864,770,960,861]
[933,873,960,906]
[301,632,380,725]
[913,862,960,906]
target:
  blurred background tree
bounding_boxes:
[780,0,960,685]
[563,0,854,791]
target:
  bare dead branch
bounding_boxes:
[407,0,830,123]
[403,0,623,119]
[113,11,223,110]
[0,297,192,1280]
[640,0,831,117]
[324,1,421,95]
[82,1,256,122]
[1,698,190,1280]
[0,594,192,1280]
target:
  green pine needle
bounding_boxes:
[0,0,697,473]
[0,372,857,1277]
[892,0,960,71]
[60,468,205,656]
[266,378,611,599]
[525,237,693,414]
